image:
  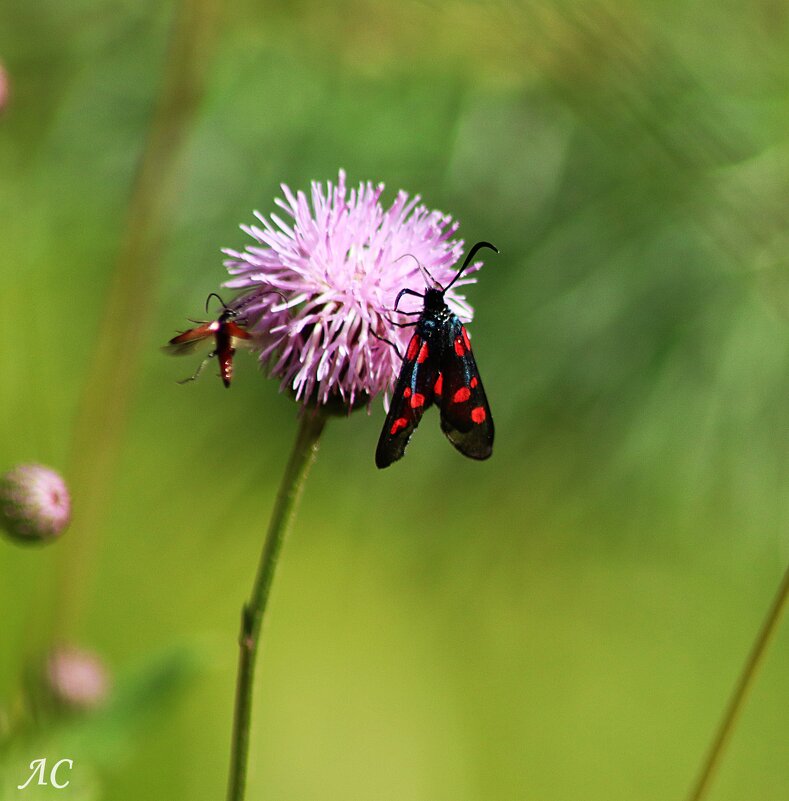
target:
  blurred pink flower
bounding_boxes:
[223,170,483,407]
[0,62,8,113]
[0,464,70,544]
[46,646,110,711]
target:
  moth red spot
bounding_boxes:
[471,406,486,424]
[406,336,420,361]
[410,392,425,408]
[454,337,466,357]
[403,387,412,398]
[417,342,429,363]
[470,376,478,388]
[434,373,443,395]
[390,417,408,435]
[453,386,471,403]
[462,327,471,351]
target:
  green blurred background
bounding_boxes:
[1,1,787,799]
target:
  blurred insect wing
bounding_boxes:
[163,321,219,356]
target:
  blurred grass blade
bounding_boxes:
[55,0,224,637]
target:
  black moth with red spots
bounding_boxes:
[375,241,497,469]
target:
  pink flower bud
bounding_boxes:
[0,464,71,544]
[0,63,8,113]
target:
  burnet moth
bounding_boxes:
[375,241,498,469]
[164,293,252,388]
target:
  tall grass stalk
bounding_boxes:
[686,564,789,801]
[55,0,222,635]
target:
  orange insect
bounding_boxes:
[165,294,253,388]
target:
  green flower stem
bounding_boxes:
[226,409,327,801]
[686,563,789,801]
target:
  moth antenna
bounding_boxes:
[205,292,229,313]
[442,241,499,293]
[257,288,289,307]
[395,253,438,289]
[394,253,420,270]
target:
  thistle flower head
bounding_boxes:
[0,464,71,544]
[45,646,110,711]
[223,170,484,407]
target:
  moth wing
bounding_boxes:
[163,322,218,356]
[223,320,253,344]
[437,322,494,460]
[375,333,437,469]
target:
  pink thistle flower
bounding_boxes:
[0,464,71,544]
[223,170,484,407]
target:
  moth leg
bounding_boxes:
[393,288,424,313]
[177,352,215,384]
[370,329,403,359]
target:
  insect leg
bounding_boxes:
[394,288,424,312]
[177,353,215,384]
[370,329,403,359]
[385,317,419,328]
